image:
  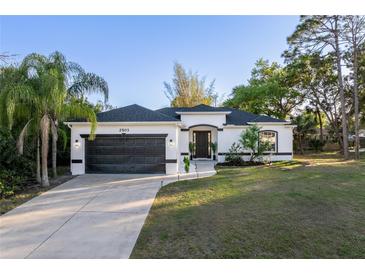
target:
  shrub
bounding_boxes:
[183,156,190,173]
[309,138,325,152]
[0,170,23,198]
[239,125,271,162]
[0,129,34,197]
[225,142,244,165]
[188,142,195,160]
[210,142,217,160]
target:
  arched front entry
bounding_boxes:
[188,125,218,159]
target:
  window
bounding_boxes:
[259,131,277,152]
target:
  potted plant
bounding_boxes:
[210,142,217,160]
[183,156,190,173]
[188,142,195,160]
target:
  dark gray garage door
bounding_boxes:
[84,134,166,174]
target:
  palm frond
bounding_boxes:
[63,99,97,140]
[68,72,109,103]
[58,127,68,151]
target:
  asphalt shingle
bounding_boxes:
[156,104,287,125]
[71,103,287,124]
[94,104,179,122]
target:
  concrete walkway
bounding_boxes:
[0,165,215,259]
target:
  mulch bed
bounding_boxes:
[0,174,76,215]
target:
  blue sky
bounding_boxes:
[0,16,299,109]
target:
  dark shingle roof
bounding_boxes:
[71,103,286,124]
[156,104,287,125]
[94,104,179,122]
[224,108,286,125]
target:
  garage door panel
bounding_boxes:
[86,163,165,174]
[86,155,165,165]
[86,146,165,156]
[85,136,166,174]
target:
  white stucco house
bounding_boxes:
[65,104,294,175]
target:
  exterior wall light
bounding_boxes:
[74,139,81,149]
[168,139,175,147]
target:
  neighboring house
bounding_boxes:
[65,104,294,175]
[349,129,365,148]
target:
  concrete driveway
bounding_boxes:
[0,166,215,259]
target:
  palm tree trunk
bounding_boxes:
[16,119,32,155]
[51,119,58,178]
[40,114,50,187]
[334,19,349,160]
[36,136,41,183]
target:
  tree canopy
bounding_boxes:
[224,59,303,120]
[164,62,216,107]
[224,16,365,160]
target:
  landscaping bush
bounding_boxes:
[210,142,217,160]
[0,129,34,198]
[188,142,195,160]
[0,170,23,198]
[183,156,190,173]
[308,138,325,152]
[225,142,244,166]
[239,125,271,162]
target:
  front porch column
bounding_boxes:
[179,129,190,165]
[217,129,225,163]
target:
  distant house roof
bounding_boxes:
[156,104,287,125]
[70,103,287,124]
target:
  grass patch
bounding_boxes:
[131,153,365,258]
[0,166,74,215]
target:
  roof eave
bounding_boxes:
[64,121,182,126]
[247,121,292,125]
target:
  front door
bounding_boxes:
[194,131,211,158]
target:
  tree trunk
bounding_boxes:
[334,21,349,160]
[352,40,360,160]
[337,127,343,152]
[36,137,41,183]
[16,119,32,155]
[40,114,50,187]
[51,119,58,178]
[299,134,304,155]
[316,107,324,143]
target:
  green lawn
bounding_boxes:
[131,153,365,258]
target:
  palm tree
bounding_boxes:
[52,52,108,177]
[0,53,101,187]
[0,65,43,183]
[21,52,108,178]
